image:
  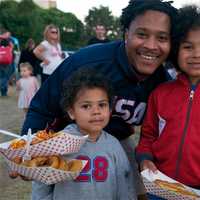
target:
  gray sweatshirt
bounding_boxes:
[32,124,137,200]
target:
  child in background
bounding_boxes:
[136,5,200,196]
[32,67,136,200]
[16,62,39,113]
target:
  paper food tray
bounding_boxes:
[4,155,88,185]
[0,131,88,159]
[141,169,200,200]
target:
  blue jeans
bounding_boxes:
[7,62,15,78]
[147,193,166,200]
[0,65,10,96]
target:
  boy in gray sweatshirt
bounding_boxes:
[32,68,136,200]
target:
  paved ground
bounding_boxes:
[0,86,31,200]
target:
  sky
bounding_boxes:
[56,0,200,22]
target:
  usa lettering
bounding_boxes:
[114,99,146,124]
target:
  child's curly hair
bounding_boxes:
[171,5,200,70]
[60,67,113,113]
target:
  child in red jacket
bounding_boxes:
[136,5,200,191]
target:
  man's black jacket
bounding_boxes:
[22,41,171,140]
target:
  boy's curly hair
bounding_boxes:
[171,5,200,70]
[60,67,113,113]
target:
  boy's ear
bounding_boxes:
[67,109,75,120]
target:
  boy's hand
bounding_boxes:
[9,171,19,179]
[8,171,32,181]
[140,160,158,173]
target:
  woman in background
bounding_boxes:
[33,24,67,83]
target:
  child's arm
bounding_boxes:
[32,181,54,200]
[140,159,158,172]
[135,91,159,171]
[16,80,21,91]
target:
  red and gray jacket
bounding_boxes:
[136,74,200,187]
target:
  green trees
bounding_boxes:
[0,0,84,50]
[0,0,122,50]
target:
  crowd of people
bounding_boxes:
[1,0,200,199]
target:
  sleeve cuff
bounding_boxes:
[135,152,154,164]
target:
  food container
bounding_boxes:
[141,169,200,200]
[0,131,88,159]
[4,155,88,185]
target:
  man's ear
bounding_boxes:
[124,29,129,44]
[67,109,75,120]
[109,110,112,117]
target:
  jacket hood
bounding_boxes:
[63,123,82,136]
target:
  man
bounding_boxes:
[87,24,110,45]
[22,0,177,199]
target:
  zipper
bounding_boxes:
[190,90,195,99]
[175,89,194,178]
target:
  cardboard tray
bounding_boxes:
[141,169,200,200]
[0,131,88,159]
[4,155,88,185]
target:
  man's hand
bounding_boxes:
[140,160,158,173]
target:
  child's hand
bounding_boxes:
[140,160,158,173]
[8,171,32,181]
[8,171,19,179]
[16,80,21,91]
